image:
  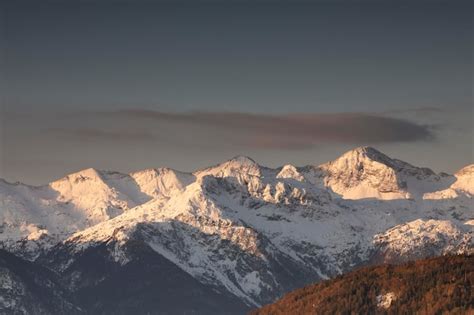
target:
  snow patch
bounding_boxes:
[376,292,396,309]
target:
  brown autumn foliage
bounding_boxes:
[251,255,473,315]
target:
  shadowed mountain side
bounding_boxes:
[49,241,249,315]
[0,250,82,314]
[37,220,319,311]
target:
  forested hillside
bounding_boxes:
[252,255,473,315]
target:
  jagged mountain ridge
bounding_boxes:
[0,147,473,313]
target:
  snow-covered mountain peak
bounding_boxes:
[351,146,388,158]
[455,164,474,177]
[276,165,304,182]
[315,147,445,200]
[329,146,436,175]
[316,148,405,199]
[195,155,261,180]
[451,164,474,194]
[48,168,134,224]
[331,146,405,170]
[220,155,260,172]
[52,167,104,183]
[229,155,258,165]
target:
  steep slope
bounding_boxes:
[424,164,474,199]
[40,241,250,315]
[252,254,474,315]
[305,146,454,200]
[453,165,474,194]
[0,179,81,259]
[373,219,473,263]
[39,176,316,307]
[0,250,82,314]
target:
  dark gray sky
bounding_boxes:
[1,0,473,184]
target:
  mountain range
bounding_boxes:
[0,146,472,314]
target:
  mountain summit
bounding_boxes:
[315,146,449,199]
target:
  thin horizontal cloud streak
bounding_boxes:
[30,110,435,150]
[44,128,157,142]
[64,109,435,149]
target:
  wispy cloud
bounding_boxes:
[41,109,435,150]
[44,128,156,142]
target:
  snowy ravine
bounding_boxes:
[0,147,473,313]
